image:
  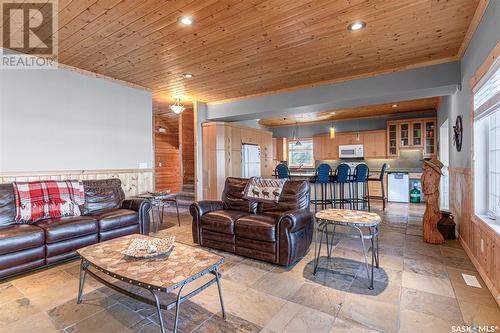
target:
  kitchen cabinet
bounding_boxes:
[363,130,387,158]
[387,117,436,157]
[202,122,273,200]
[411,121,423,147]
[322,135,339,159]
[387,123,398,156]
[424,120,436,157]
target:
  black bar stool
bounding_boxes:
[332,163,351,209]
[368,163,388,210]
[310,164,333,212]
[350,164,370,211]
[275,163,290,180]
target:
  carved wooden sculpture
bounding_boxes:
[421,159,445,244]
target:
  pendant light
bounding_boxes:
[170,98,186,114]
[329,121,335,139]
[294,122,301,146]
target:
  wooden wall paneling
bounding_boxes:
[180,108,195,185]
[0,169,153,198]
[154,112,181,193]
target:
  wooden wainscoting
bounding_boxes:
[0,169,153,198]
[450,167,500,305]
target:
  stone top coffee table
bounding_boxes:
[313,209,381,289]
[76,234,226,333]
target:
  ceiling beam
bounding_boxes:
[206,61,461,122]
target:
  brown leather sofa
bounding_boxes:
[0,179,151,279]
[190,177,313,266]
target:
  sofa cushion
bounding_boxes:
[201,210,249,234]
[82,179,125,213]
[36,216,98,243]
[259,180,310,213]
[87,208,138,231]
[0,184,16,226]
[222,178,258,213]
[0,224,45,255]
[235,214,278,242]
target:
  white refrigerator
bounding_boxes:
[242,144,261,178]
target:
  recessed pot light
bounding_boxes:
[392,104,398,108]
[347,21,366,31]
[330,111,336,115]
[182,73,194,78]
[178,16,194,25]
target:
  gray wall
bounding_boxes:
[438,0,500,168]
[207,62,460,122]
[0,67,153,172]
[270,110,436,138]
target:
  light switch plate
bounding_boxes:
[462,273,482,288]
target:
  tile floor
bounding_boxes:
[1,202,499,333]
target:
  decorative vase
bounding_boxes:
[437,210,456,240]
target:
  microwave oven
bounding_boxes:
[339,144,364,158]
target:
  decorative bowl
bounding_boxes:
[121,236,175,259]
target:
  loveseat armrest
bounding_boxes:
[122,198,152,235]
[277,209,314,266]
[189,201,224,244]
[278,209,314,233]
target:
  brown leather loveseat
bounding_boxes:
[190,177,313,266]
[0,179,151,279]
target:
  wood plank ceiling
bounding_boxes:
[258,97,440,127]
[39,0,480,103]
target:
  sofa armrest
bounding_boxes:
[189,201,224,217]
[277,209,314,266]
[189,201,224,244]
[122,198,152,235]
[278,209,314,233]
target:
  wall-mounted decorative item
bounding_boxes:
[453,115,463,152]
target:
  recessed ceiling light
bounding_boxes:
[178,16,194,25]
[347,21,366,31]
[331,112,336,115]
[392,104,398,108]
[182,73,194,78]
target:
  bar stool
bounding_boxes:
[350,164,370,211]
[310,164,333,212]
[368,163,388,210]
[332,163,352,209]
[275,163,290,179]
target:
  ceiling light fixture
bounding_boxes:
[182,73,194,78]
[178,16,194,25]
[330,121,336,139]
[392,104,398,108]
[347,21,366,31]
[170,98,186,114]
[330,111,336,115]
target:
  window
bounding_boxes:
[288,138,314,167]
[474,59,500,219]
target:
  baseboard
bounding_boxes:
[459,235,500,307]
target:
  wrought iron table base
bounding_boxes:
[150,198,181,233]
[77,259,226,333]
[313,221,379,289]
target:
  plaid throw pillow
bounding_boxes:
[243,177,287,203]
[13,180,85,223]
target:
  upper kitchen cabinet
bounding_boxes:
[424,119,436,157]
[363,130,386,158]
[386,117,436,157]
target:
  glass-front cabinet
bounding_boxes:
[388,123,398,156]
[411,122,423,147]
[386,117,436,157]
[399,123,410,147]
[424,120,436,157]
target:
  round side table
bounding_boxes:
[314,208,381,289]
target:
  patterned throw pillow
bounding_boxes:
[13,180,85,223]
[243,177,287,203]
